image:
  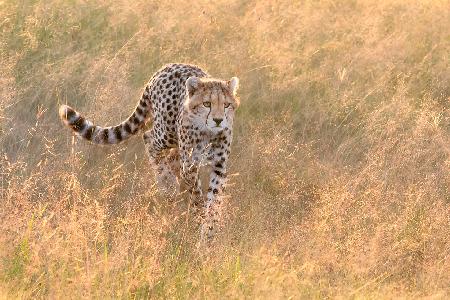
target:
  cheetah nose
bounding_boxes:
[213,118,223,126]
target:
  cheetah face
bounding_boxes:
[185,76,239,134]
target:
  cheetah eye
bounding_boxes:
[224,103,230,108]
[203,101,211,107]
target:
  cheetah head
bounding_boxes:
[185,76,239,134]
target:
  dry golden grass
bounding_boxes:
[1,0,449,298]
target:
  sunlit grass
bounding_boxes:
[1,0,449,298]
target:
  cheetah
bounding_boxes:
[59,63,240,241]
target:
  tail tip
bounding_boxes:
[59,104,74,121]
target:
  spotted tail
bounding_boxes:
[59,91,151,145]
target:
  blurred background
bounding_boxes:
[1,0,449,298]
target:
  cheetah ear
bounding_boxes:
[228,77,239,95]
[186,76,201,97]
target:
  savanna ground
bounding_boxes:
[1,0,449,298]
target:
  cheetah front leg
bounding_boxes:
[201,136,231,242]
[179,144,206,210]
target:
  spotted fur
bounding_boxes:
[59,63,240,241]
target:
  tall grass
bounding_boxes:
[1,0,449,298]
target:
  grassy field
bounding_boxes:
[1,0,449,298]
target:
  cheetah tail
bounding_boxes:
[58,94,152,145]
